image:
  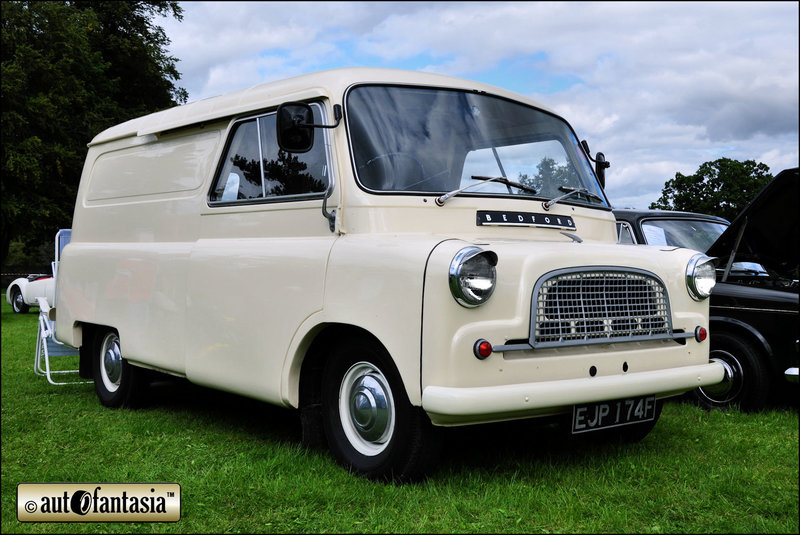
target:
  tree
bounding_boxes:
[1,1,186,269]
[649,158,773,222]
[518,157,579,195]
[75,0,188,118]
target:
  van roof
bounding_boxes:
[89,67,555,146]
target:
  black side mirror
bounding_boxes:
[594,152,609,189]
[580,140,610,189]
[277,102,315,153]
[276,102,343,153]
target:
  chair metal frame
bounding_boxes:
[34,297,89,385]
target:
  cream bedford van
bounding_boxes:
[56,67,724,481]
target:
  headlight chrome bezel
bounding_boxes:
[449,247,498,308]
[686,253,717,301]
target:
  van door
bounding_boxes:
[185,106,338,402]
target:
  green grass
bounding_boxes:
[2,294,798,533]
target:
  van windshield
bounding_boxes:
[346,85,607,207]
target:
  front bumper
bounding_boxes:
[422,361,725,425]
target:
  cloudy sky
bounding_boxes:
[156,1,798,209]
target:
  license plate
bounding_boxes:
[571,395,656,434]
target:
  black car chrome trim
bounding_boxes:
[711,305,798,315]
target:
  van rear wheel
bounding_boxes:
[321,337,441,482]
[93,330,142,408]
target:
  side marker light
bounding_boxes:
[474,339,493,359]
[695,326,708,342]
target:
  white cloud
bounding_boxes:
[157,1,798,209]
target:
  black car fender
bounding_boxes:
[709,315,774,362]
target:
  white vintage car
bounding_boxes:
[6,229,70,313]
[6,273,54,314]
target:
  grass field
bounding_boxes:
[1,295,798,533]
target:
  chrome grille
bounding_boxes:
[532,268,672,348]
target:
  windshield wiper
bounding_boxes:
[436,175,537,206]
[542,186,604,210]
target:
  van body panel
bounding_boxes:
[336,196,617,243]
[55,69,723,478]
[88,68,558,146]
[56,241,192,373]
[317,234,451,406]
[421,239,708,388]
[86,131,219,202]
[184,208,337,401]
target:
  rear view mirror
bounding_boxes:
[580,140,610,189]
[594,151,609,189]
[277,102,315,153]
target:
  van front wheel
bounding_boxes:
[321,338,441,482]
[93,330,142,408]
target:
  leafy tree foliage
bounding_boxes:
[518,157,579,196]
[1,1,186,269]
[649,158,773,222]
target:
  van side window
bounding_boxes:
[214,119,262,200]
[210,105,328,203]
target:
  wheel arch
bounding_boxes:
[6,278,28,311]
[697,318,774,411]
[710,316,773,356]
[6,278,25,303]
[710,316,776,375]
[290,323,403,448]
[76,322,115,380]
[296,324,399,408]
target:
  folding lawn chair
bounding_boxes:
[34,297,89,385]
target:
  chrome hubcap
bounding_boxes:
[350,375,390,442]
[699,352,743,404]
[340,362,395,456]
[101,334,122,392]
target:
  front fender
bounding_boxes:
[6,278,28,305]
[317,234,453,406]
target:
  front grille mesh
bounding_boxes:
[533,269,671,347]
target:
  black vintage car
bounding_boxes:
[614,167,799,411]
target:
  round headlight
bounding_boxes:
[449,247,498,308]
[686,253,716,301]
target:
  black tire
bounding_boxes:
[321,337,441,482]
[11,288,29,314]
[581,399,664,445]
[92,329,143,408]
[614,398,663,443]
[692,331,769,412]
